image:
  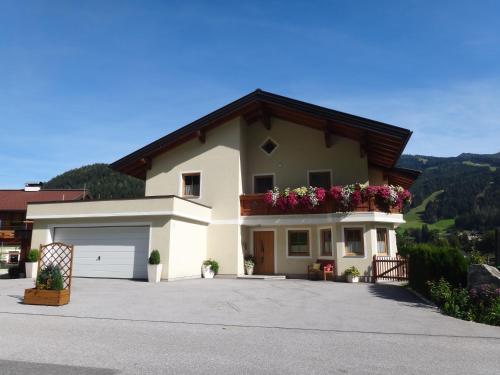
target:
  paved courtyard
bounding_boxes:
[0,278,499,374]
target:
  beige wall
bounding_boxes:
[145,118,242,220]
[167,218,208,280]
[243,118,369,192]
[245,222,397,278]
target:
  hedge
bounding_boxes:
[399,244,467,296]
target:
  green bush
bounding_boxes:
[203,259,219,275]
[27,249,40,262]
[36,264,64,290]
[428,279,500,326]
[400,243,467,296]
[344,266,360,277]
[148,250,161,265]
[466,249,486,265]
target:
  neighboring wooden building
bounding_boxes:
[0,184,88,264]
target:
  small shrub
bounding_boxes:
[428,279,473,321]
[203,259,219,275]
[27,249,40,263]
[344,266,360,277]
[466,249,486,265]
[36,264,64,290]
[482,298,500,326]
[148,250,161,265]
[8,266,20,279]
[244,254,255,268]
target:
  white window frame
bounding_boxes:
[317,226,334,259]
[179,170,202,200]
[260,137,279,156]
[285,228,312,259]
[341,225,366,258]
[252,173,276,194]
[307,169,332,188]
[249,227,277,274]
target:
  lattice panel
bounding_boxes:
[38,242,74,290]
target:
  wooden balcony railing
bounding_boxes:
[240,194,402,216]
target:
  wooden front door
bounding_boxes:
[253,231,274,274]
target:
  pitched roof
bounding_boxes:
[0,189,88,211]
[110,89,414,180]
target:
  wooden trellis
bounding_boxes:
[37,242,74,290]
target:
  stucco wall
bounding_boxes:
[246,222,397,278]
[167,218,208,280]
[243,118,369,192]
[145,118,242,220]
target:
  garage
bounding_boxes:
[53,226,150,279]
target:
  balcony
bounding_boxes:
[240,194,402,216]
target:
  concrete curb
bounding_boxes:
[405,286,438,308]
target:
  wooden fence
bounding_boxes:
[372,255,408,282]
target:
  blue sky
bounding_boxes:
[1,1,499,188]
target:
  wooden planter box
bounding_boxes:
[24,288,70,306]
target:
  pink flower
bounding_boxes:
[377,185,391,200]
[287,192,299,208]
[277,196,288,210]
[264,191,274,205]
[316,187,326,202]
[351,190,362,206]
[330,186,343,202]
[366,185,379,197]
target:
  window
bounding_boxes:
[182,173,200,197]
[287,230,310,257]
[344,228,364,256]
[260,138,278,155]
[376,228,388,255]
[308,171,331,189]
[254,175,274,194]
[319,228,333,256]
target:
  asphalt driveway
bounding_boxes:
[0,278,499,374]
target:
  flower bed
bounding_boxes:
[264,184,411,212]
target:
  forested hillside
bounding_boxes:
[398,152,500,231]
[44,163,144,199]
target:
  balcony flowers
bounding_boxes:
[265,184,411,212]
[265,186,326,209]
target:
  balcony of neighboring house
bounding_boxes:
[0,223,33,264]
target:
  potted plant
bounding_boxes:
[25,249,40,279]
[24,264,70,306]
[147,249,162,283]
[344,266,360,283]
[244,255,255,275]
[202,259,219,278]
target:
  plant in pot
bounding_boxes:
[244,255,255,275]
[344,266,361,283]
[25,249,40,279]
[147,250,162,283]
[202,259,219,278]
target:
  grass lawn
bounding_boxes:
[401,190,455,231]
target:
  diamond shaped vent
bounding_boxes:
[261,138,278,155]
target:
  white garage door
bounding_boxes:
[53,226,150,279]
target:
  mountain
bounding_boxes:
[397,152,500,231]
[44,163,144,200]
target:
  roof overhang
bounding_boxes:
[110,89,414,180]
[385,167,421,189]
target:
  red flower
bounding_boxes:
[330,186,343,202]
[264,191,274,205]
[378,185,391,200]
[316,187,326,202]
[277,196,288,210]
[351,190,362,206]
[366,185,379,198]
[287,191,299,208]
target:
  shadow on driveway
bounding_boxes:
[368,283,432,309]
